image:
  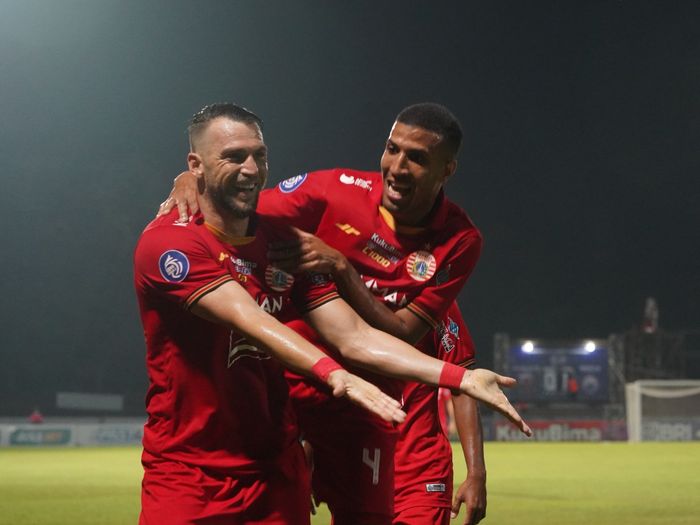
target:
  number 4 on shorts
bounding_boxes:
[362,447,381,485]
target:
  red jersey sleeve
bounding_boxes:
[290,272,340,314]
[257,170,336,233]
[406,226,482,328]
[433,302,476,368]
[134,224,234,309]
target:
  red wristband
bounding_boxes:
[439,363,466,391]
[311,357,343,383]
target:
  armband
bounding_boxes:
[311,356,343,383]
[439,363,466,391]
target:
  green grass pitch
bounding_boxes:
[1,442,698,524]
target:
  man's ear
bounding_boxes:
[187,152,203,178]
[443,159,457,183]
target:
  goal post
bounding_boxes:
[625,380,700,441]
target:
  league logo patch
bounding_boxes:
[158,250,189,283]
[447,317,459,338]
[278,173,307,193]
[265,265,294,292]
[406,251,436,282]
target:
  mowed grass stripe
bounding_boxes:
[1,443,699,524]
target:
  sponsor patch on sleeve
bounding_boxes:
[278,173,308,193]
[158,250,190,282]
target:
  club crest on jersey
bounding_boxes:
[158,250,189,282]
[228,336,270,366]
[278,173,307,193]
[406,251,436,282]
[265,265,294,291]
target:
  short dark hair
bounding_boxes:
[395,103,462,158]
[188,103,263,149]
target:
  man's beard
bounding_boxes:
[210,186,260,219]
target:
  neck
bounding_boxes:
[198,199,250,237]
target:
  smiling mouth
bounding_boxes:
[385,179,412,200]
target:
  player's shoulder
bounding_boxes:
[136,210,211,253]
[439,196,482,242]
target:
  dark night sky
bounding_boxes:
[1,1,698,414]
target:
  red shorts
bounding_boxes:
[393,505,451,525]
[139,445,310,525]
[296,400,398,525]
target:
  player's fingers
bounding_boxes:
[187,195,200,216]
[496,398,532,436]
[176,200,189,223]
[289,226,310,238]
[450,497,463,519]
[495,374,517,388]
[157,198,172,217]
[464,508,476,525]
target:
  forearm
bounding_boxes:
[453,392,486,478]
[331,256,418,342]
[193,285,328,376]
[336,321,449,385]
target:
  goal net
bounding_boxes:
[625,380,700,441]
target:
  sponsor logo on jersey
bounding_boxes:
[278,173,307,193]
[339,172,373,190]
[406,251,436,281]
[369,233,403,262]
[425,483,446,493]
[158,250,189,282]
[361,233,402,267]
[265,265,294,291]
[363,278,408,307]
[436,317,458,353]
[257,294,284,314]
[228,336,270,366]
[230,255,256,276]
[336,223,361,236]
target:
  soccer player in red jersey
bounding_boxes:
[142,103,529,525]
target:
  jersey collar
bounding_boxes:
[378,190,448,235]
[202,213,258,246]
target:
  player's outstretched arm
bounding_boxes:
[192,281,406,425]
[305,299,531,436]
[157,171,200,222]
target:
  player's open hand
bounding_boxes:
[460,370,532,436]
[268,227,345,275]
[156,171,200,222]
[326,370,406,425]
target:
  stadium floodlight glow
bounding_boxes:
[584,341,596,353]
[521,341,535,353]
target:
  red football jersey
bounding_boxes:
[258,168,482,404]
[394,302,476,512]
[133,209,337,474]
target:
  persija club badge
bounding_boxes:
[406,251,436,282]
[265,265,294,291]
